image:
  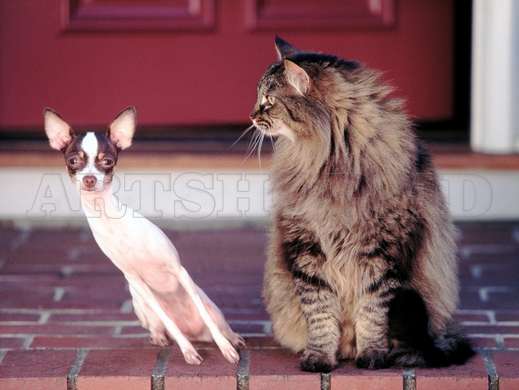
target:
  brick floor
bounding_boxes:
[0,221,518,389]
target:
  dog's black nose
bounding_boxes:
[83,175,97,189]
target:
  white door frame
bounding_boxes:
[471,0,519,153]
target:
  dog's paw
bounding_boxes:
[182,346,203,365]
[300,350,337,373]
[216,337,240,364]
[230,333,246,349]
[149,333,170,347]
[355,349,389,369]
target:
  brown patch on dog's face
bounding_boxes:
[94,132,118,185]
[63,135,86,177]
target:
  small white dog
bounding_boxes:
[44,107,243,364]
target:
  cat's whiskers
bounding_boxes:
[242,124,270,167]
[229,124,255,150]
[257,130,266,167]
[243,128,262,163]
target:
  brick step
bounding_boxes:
[1,224,518,388]
[0,346,517,390]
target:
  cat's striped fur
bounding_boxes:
[251,37,474,372]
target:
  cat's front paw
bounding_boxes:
[355,349,389,369]
[300,350,337,373]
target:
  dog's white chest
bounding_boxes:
[86,209,180,280]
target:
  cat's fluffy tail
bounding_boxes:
[387,288,475,367]
[388,330,475,367]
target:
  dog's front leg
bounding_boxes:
[177,266,240,363]
[129,285,170,347]
[127,277,202,365]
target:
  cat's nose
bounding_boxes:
[83,175,97,189]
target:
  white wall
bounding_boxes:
[1,167,518,226]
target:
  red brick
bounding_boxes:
[30,336,151,349]
[244,337,282,349]
[0,286,55,308]
[60,274,127,287]
[228,322,266,334]
[48,311,135,322]
[0,350,75,390]
[460,253,519,266]
[495,311,519,322]
[0,274,61,287]
[4,285,129,309]
[0,312,41,322]
[78,349,157,390]
[165,347,236,389]
[0,274,126,289]
[0,324,115,335]
[493,351,519,388]
[468,336,498,349]
[223,309,270,321]
[457,222,517,245]
[7,247,76,265]
[0,280,126,310]
[459,291,484,309]
[416,354,488,390]
[0,337,27,349]
[462,325,519,335]
[331,363,402,390]
[466,265,519,286]
[0,228,23,248]
[248,349,320,390]
[120,326,146,335]
[454,313,490,323]
[2,261,117,275]
[58,285,130,306]
[503,337,519,349]
[485,290,519,310]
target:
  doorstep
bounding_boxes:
[1,147,519,222]
[0,347,517,390]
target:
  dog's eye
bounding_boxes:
[67,156,79,167]
[101,158,114,167]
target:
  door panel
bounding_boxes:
[66,0,215,31]
[0,0,453,129]
[245,0,395,30]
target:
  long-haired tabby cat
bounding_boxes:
[249,36,474,372]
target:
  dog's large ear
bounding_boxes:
[108,106,136,150]
[43,108,74,151]
[275,35,299,60]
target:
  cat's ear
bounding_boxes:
[108,106,136,150]
[284,59,310,95]
[275,35,299,60]
[43,108,75,151]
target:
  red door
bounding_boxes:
[0,0,454,129]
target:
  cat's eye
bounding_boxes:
[266,95,275,105]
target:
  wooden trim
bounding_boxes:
[2,150,519,171]
[245,0,396,31]
[62,0,215,32]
